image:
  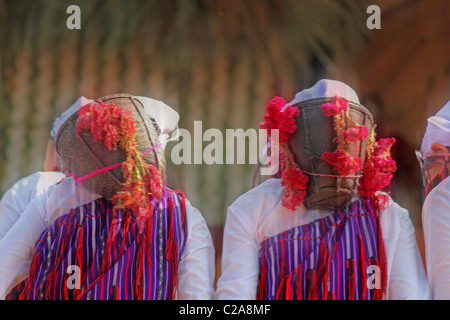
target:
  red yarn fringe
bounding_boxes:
[119,211,131,256]
[358,234,367,300]
[110,285,120,300]
[165,197,178,300]
[306,269,318,300]
[42,237,68,299]
[275,257,287,300]
[134,233,145,300]
[285,275,294,300]
[19,249,42,299]
[311,240,328,299]
[100,214,118,275]
[146,202,154,265]
[75,227,85,298]
[295,263,303,300]
[346,259,356,300]
[257,257,268,300]
[371,195,388,299]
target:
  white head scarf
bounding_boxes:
[51,95,180,151]
[50,96,94,140]
[421,100,450,153]
[286,78,360,107]
[133,96,180,150]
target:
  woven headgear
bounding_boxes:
[52,96,179,151]
[260,79,396,211]
[287,79,374,210]
[55,93,166,201]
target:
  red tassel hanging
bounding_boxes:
[144,207,154,299]
[306,269,318,300]
[44,236,69,299]
[100,214,119,275]
[76,228,84,270]
[134,233,145,300]
[275,257,287,300]
[165,197,177,262]
[146,202,154,264]
[73,215,119,300]
[119,211,131,257]
[165,197,178,300]
[74,212,122,300]
[257,256,268,300]
[75,228,84,298]
[63,274,69,300]
[366,195,388,300]
[295,263,303,300]
[369,257,382,300]
[285,275,294,300]
[346,259,356,300]
[168,259,178,300]
[377,221,388,299]
[373,287,382,300]
[373,196,388,299]
[358,234,367,300]
[146,202,154,257]
[19,249,42,299]
[313,240,329,298]
[43,269,55,299]
[110,285,120,300]
[5,281,25,300]
[99,235,113,275]
[323,254,333,300]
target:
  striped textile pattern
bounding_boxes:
[257,198,386,300]
[13,187,187,300]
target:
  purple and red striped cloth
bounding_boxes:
[257,198,387,300]
[9,187,187,300]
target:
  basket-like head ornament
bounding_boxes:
[56,94,164,199]
[55,94,180,227]
[260,79,397,211]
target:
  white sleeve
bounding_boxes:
[0,200,48,299]
[0,172,64,241]
[0,177,99,299]
[0,181,29,241]
[215,204,260,300]
[176,202,215,300]
[422,185,450,299]
[383,202,430,300]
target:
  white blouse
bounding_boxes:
[422,175,450,299]
[0,176,215,300]
[215,178,430,300]
[0,171,65,241]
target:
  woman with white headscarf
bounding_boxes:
[417,100,450,299]
[0,94,214,300]
[216,79,430,300]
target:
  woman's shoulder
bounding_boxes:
[229,178,283,210]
